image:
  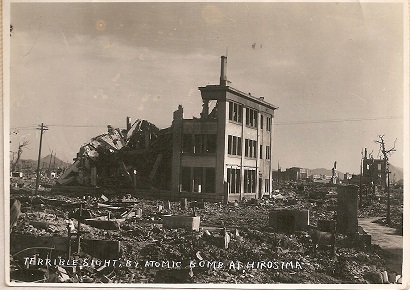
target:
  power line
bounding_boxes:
[11,124,106,129]
[47,124,108,128]
[274,116,403,126]
[10,115,403,129]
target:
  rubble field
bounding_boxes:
[9,182,403,284]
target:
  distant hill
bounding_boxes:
[389,164,403,181]
[16,154,72,170]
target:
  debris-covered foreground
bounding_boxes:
[9,183,403,284]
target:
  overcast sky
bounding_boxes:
[9,2,405,174]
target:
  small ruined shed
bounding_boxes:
[56,119,172,190]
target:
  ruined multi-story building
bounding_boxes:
[362,148,387,189]
[57,56,278,202]
[171,56,278,201]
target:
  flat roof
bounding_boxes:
[199,84,278,111]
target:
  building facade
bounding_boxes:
[171,56,277,201]
[272,167,310,182]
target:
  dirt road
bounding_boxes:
[358,217,403,275]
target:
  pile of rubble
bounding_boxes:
[9,186,401,284]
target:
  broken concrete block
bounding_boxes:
[336,184,358,234]
[190,201,205,209]
[317,220,336,233]
[269,209,309,233]
[388,272,397,283]
[81,240,121,260]
[310,228,335,253]
[363,271,383,284]
[358,233,371,249]
[162,216,200,231]
[30,221,50,230]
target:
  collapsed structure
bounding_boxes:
[57,120,172,190]
[57,56,278,201]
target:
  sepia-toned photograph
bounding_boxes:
[5,1,408,286]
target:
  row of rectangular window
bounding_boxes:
[228,135,270,159]
[244,139,257,158]
[227,135,241,156]
[227,168,258,193]
[245,108,258,128]
[228,168,271,194]
[228,102,242,123]
[180,167,215,193]
[244,169,256,193]
[229,101,272,131]
[227,168,241,193]
[182,134,217,154]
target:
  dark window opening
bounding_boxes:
[228,135,242,156]
[182,134,193,153]
[205,168,215,193]
[181,167,191,191]
[245,139,257,158]
[205,134,217,153]
[266,145,271,159]
[267,117,272,131]
[227,168,241,193]
[244,169,256,193]
[228,101,243,123]
[265,178,270,193]
[193,167,202,192]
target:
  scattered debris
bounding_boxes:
[8,178,403,284]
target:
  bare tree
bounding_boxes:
[11,140,31,172]
[374,135,396,224]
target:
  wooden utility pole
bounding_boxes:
[374,135,396,225]
[34,123,48,195]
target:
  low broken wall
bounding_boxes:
[162,216,200,231]
[268,209,310,233]
[10,234,121,260]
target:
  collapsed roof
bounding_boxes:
[56,119,171,190]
